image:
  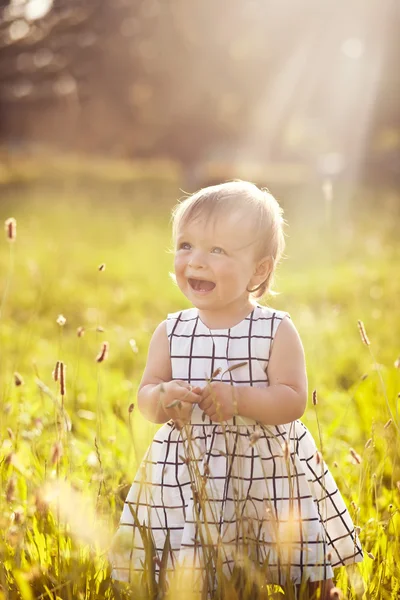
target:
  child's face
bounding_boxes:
[174,211,262,316]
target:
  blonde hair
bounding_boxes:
[172,181,286,298]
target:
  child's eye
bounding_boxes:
[211,247,225,254]
[178,242,191,250]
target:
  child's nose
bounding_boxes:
[188,250,207,269]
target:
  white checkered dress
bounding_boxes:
[111,304,363,588]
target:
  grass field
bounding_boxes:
[0,181,399,599]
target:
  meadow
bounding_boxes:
[0,176,399,599]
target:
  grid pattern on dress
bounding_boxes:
[110,304,363,588]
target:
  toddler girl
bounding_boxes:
[111,181,363,598]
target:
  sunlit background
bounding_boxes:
[0,2,400,598]
[0,0,399,191]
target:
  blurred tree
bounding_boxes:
[0,0,399,183]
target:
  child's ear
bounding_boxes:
[254,256,273,279]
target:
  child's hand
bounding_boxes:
[160,381,201,426]
[198,381,238,422]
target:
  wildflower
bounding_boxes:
[357,320,370,346]
[51,441,63,465]
[13,372,24,386]
[129,339,138,353]
[384,419,392,429]
[351,501,358,511]
[349,447,362,464]
[312,389,318,405]
[59,362,66,396]
[96,341,109,363]
[5,217,16,241]
[98,263,106,271]
[77,326,85,337]
[52,360,60,382]
[56,314,66,326]
[128,403,134,413]
[365,438,372,449]
[367,551,375,560]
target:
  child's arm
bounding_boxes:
[198,317,308,425]
[137,321,201,424]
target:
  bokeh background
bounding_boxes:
[1,0,399,188]
[0,1,400,597]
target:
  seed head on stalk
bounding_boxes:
[59,362,66,397]
[357,320,370,346]
[5,217,16,242]
[96,341,109,363]
[13,372,24,386]
[52,361,60,382]
[349,447,362,464]
[51,441,63,465]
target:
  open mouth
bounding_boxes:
[188,278,216,292]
